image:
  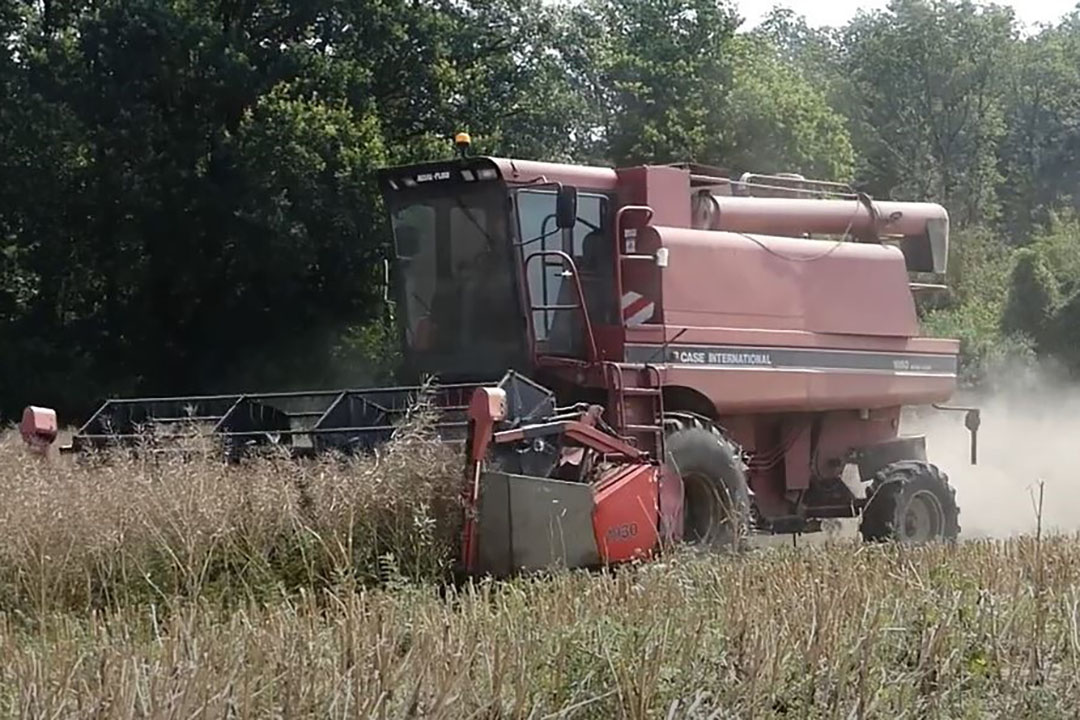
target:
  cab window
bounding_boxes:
[515,189,613,356]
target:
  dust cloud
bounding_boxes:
[905,360,1080,540]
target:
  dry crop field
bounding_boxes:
[1,423,1079,719]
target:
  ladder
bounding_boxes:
[603,361,665,457]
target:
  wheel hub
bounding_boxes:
[683,472,719,542]
[902,490,944,543]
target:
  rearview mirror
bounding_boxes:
[556,185,577,229]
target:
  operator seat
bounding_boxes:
[579,229,615,325]
[547,229,615,355]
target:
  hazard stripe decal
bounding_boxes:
[623,343,958,376]
[621,291,655,327]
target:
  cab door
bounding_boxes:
[514,189,614,360]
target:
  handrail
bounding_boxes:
[614,205,655,317]
[602,361,626,431]
[738,172,858,199]
[644,362,665,456]
[523,249,599,363]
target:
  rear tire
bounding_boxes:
[859,461,960,544]
[664,423,751,550]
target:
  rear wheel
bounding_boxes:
[664,420,751,550]
[859,461,960,544]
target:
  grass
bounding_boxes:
[0,405,464,617]
[1,419,1079,717]
[2,537,1079,718]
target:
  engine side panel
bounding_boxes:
[605,224,958,414]
[649,226,920,337]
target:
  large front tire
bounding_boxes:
[859,461,960,544]
[665,424,751,550]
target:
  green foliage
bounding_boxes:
[1014,215,1080,372]
[576,0,741,165]
[327,316,403,386]
[4,0,1080,415]
[839,0,1014,224]
[723,34,855,179]
[1028,212,1080,295]
[1001,248,1060,341]
[0,0,400,416]
[929,214,1080,383]
[999,19,1080,240]
[922,303,1036,387]
[920,225,1022,385]
[749,7,849,110]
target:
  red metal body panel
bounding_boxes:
[462,387,509,571]
[442,157,967,548]
[651,226,920,336]
[812,408,901,464]
[617,166,692,227]
[20,406,58,453]
[581,220,959,415]
[783,419,812,491]
[591,463,660,563]
[734,408,901,502]
[490,157,618,191]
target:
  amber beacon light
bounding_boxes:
[454,131,471,157]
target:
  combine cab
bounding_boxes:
[24,136,982,576]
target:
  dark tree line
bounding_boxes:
[2,0,1079,420]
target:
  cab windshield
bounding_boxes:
[385,184,527,380]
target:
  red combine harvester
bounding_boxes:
[21,135,981,577]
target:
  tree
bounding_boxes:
[839,0,1016,225]
[1001,248,1059,343]
[751,6,847,104]
[560,0,853,177]
[572,0,741,165]
[998,14,1080,240]
[722,34,855,179]
[5,0,1080,420]
[1005,214,1080,372]
[0,0,393,416]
